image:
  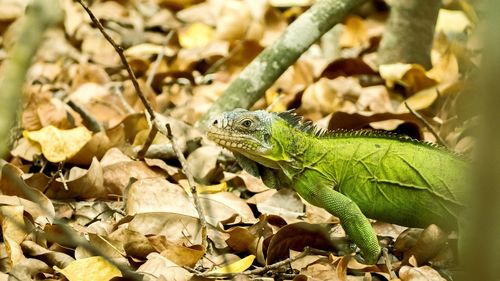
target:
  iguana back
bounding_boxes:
[304,134,464,230]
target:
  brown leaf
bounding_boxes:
[148,235,204,267]
[186,145,223,184]
[137,252,191,281]
[128,212,202,245]
[125,177,198,217]
[266,222,337,264]
[25,157,106,199]
[256,188,304,220]
[0,205,27,267]
[399,265,446,281]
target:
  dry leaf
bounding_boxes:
[55,256,122,281]
[435,9,472,34]
[137,252,191,281]
[23,126,92,163]
[399,265,446,281]
[256,188,304,220]
[209,255,255,273]
[0,205,27,267]
[178,22,214,49]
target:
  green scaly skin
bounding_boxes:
[207,109,466,264]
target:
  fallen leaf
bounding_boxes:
[148,235,204,267]
[178,22,214,49]
[0,205,27,267]
[55,256,122,281]
[266,222,337,264]
[435,9,472,34]
[137,252,191,281]
[256,188,304,220]
[209,255,255,273]
[399,265,446,281]
[23,126,92,163]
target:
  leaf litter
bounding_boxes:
[0,0,479,280]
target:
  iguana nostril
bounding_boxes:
[212,119,218,126]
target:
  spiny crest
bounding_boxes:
[277,110,326,137]
[274,110,463,158]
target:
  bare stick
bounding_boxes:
[404,102,448,148]
[136,126,158,159]
[146,30,174,87]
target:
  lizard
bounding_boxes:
[207,108,466,264]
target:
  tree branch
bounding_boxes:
[198,0,367,128]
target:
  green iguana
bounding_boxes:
[207,109,466,264]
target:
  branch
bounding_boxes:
[404,101,448,148]
[198,0,367,128]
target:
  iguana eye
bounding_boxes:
[241,119,253,128]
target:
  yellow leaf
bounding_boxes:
[196,182,228,194]
[55,256,122,281]
[23,126,92,163]
[125,43,175,58]
[265,90,287,113]
[397,87,438,113]
[178,23,214,49]
[436,9,472,34]
[210,255,255,274]
[379,63,437,94]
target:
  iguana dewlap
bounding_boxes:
[207,109,466,264]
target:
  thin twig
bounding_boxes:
[136,126,158,159]
[66,99,103,132]
[75,0,154,118]
[110,83,135,114]
[146,30,174,87]
[199,247,321,278]
[404,101,448,148]
[162,122,207,248]
[75,0,208,247]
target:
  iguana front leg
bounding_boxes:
[235,153,293,189]
[295,170,381,264]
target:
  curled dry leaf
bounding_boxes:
[137,252,191,281]
[148,235,204,267]
[0,163,55,222]
[22,86,82,131]
[379,63,438,95]
[25,157,107,199]
[186,145,223,184]
[101,148,165,196]
[0,205,27,267]
[266,222,337,264]
[23,126,92,163]
[20,241,74,269]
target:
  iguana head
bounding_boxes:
[207,109,293,169]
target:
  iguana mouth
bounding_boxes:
[207,131,259,151]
